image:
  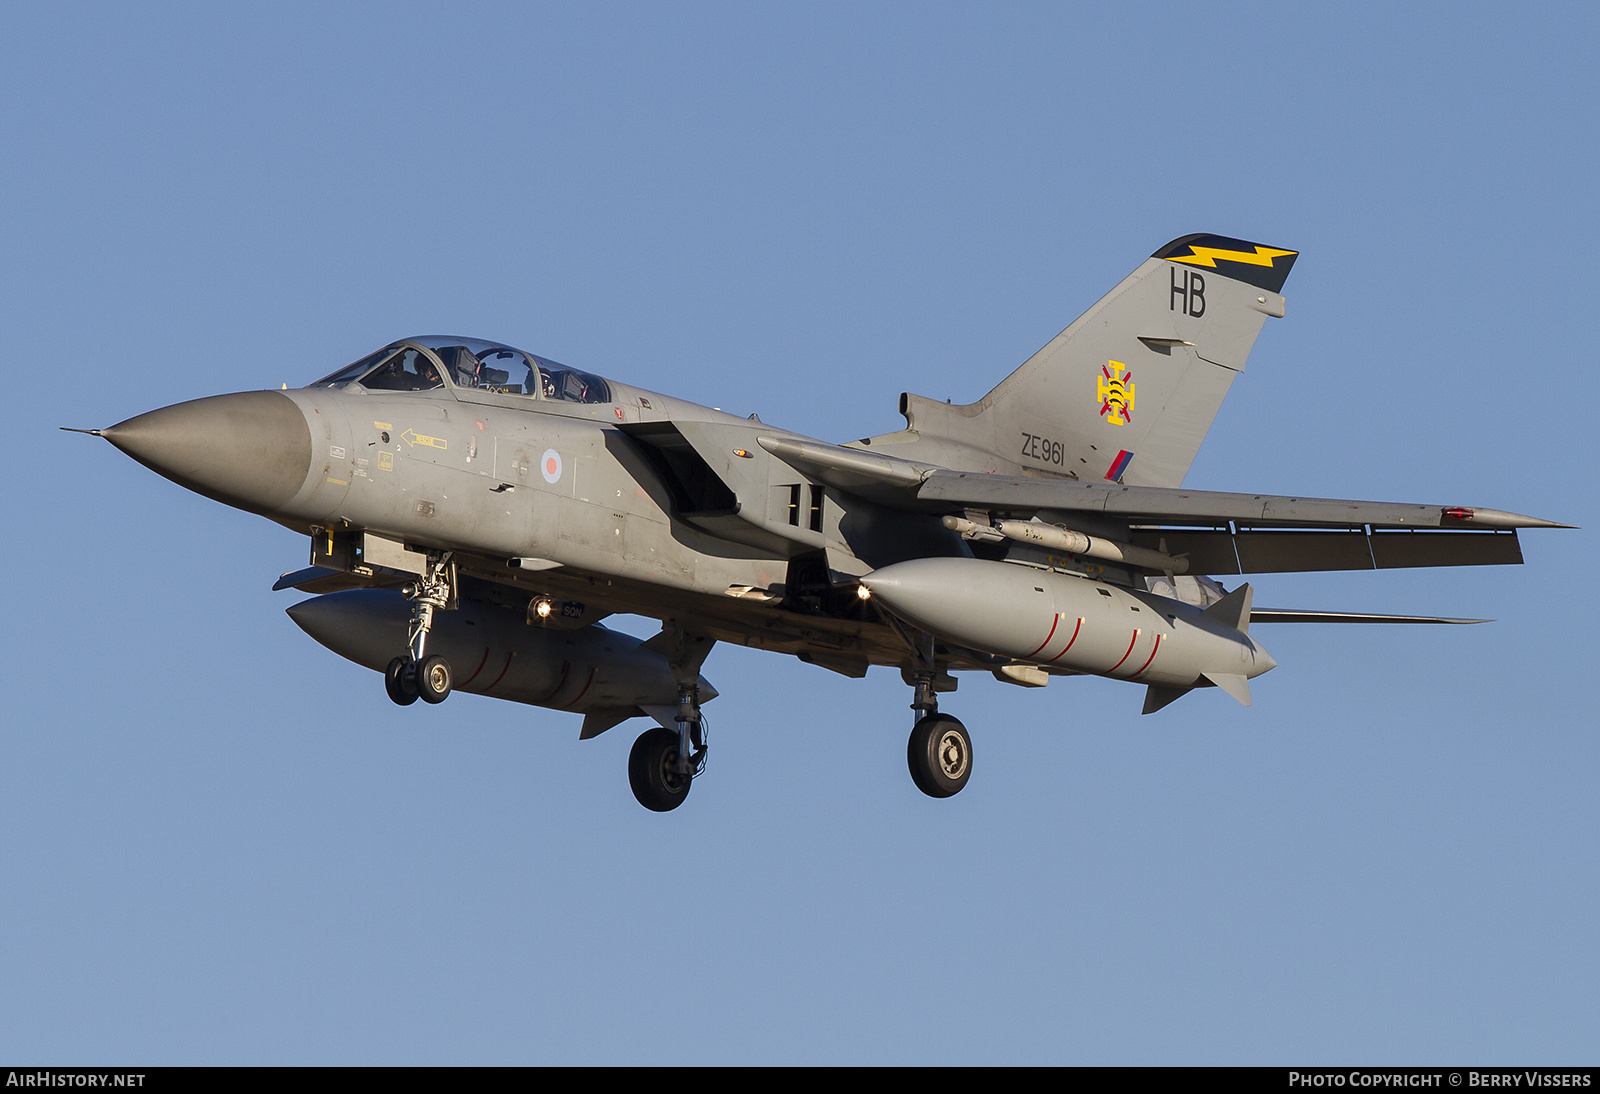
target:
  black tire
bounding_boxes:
[385,657,419,706]
[416,654,452,704]
[628,727,693,812]
[907,714,972,798]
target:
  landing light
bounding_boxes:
[857,584,872,601]
[529,596,556,622]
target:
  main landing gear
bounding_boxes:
[384,553,456,707]
[628,627,713,812]
[905,662,972,799]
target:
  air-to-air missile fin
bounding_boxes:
[1202,673,1252,706]
[1201,583,1254,634]
[580,709,637,740]
[1143,684,1194,714]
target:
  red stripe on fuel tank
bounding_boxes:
[1131,633,1164,677]
[484,651,516,692]
[1024,614,1061,658]
[1106,630,1141,674]
[537,661,570,703]
[561,667,598,709]
[459,646,491,686]
[1046,617,1085,663]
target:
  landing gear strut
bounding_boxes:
[903,639,972,798]
[384,552,456,706]
[628,625,713,811]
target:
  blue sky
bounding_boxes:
[3,2,1596,1063]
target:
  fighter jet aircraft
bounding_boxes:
[72,234,1568,811]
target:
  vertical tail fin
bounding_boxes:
[881,235,1297,488]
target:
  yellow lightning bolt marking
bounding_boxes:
[1166,244,1295,269]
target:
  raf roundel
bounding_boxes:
[540,448,562,484]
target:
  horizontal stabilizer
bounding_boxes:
[1252,609,1489,624]
[1202,672,1252,706]
[1201,583,1254,633]
[1143,684,1193,714]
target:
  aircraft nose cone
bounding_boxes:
[103,391,312,514]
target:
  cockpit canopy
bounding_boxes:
[311,336,613,404]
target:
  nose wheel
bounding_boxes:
[415,654,452,704]
[384,657,419,705]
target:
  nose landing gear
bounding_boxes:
[383,552,457,707]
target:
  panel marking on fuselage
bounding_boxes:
[400,428,447,450]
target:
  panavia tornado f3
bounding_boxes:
[73,234,1570,811]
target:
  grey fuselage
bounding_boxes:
[101,351,975,678]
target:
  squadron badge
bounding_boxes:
[1098,361,1134,425]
